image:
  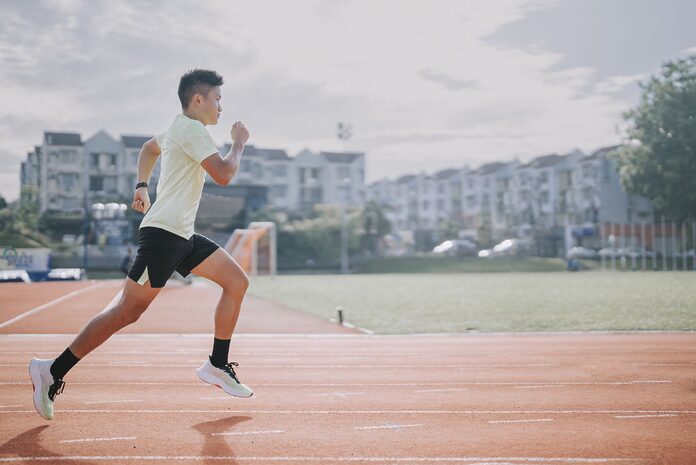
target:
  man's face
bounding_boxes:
[199,86,222,125]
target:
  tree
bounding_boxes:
[616,54,696,223]
[360,201,391,255]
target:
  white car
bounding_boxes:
[567,247,598,259]
[477,248,493,258]
[432,239,477,257]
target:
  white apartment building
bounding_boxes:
[367,146,654,241]
[221,143,294,210]
[22,131,366,215]
[291,149,366,211]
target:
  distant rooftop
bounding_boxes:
[45,132,82,146]
[121,135,152,149]
[522,153,563,169]
[321,151,363,163]
[584,145,622,160]
[475,162,508,175]
[433,168,459,180]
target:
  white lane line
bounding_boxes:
[108,361,149,365]
[210,430,285,436]
[515,385,561,389]
[83,399,144,404]
[0,404,22,408]
[638,362,696,366]
[415,388,468,393]
[354,423,423,431]
[0,455,647,462]
[59,437,136,444]
[0,282,107,330]
[0,409,694,415]
[0,363,557,368]
[614,414,678,419]
[310,392,366,398]
[488,419,553,424]
[0,380,673,387]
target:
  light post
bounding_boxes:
[339,177,351,274]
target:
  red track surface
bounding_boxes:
[0,279,695,464]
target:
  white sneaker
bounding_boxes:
[196,357,253,398]
[28,358,65,420]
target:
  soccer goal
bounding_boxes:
[223,221,277,276]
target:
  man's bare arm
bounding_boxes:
[201,121,249,186]
[131,138,160,213]
[137,138,161,184]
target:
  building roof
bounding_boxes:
[45,132,82,146]
[584,145,622,161]
[433,168,459,180]
[259,148,291,161]
[121,135,152,148]
[220,144,290,161]
[475,162,507,175]
[396,174,417,184]
[522,153,563,169]
[321,151,363,163]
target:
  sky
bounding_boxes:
[1,0,695,202]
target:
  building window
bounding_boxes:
[273,165,287,177]
[90,176,104,191]
[271,185,288,197]
[336,165,350,179]
[59,173,77,191]
[241,160,251,173]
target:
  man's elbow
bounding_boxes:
[212,168,235,186]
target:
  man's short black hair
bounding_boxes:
[178,69,224,109]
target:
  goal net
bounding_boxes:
[223,221,277,276]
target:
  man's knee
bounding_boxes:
[221,272,249,296]
[117,301,149,326]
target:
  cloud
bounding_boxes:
[0,0,688,201]
[419,69,480,91]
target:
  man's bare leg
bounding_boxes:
[190,247,249,339]
[189,247,253,397]
[69,277,162,358]
[30,276,162,419]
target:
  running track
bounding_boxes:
[0,279,695,464]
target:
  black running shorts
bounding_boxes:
[127,227,220,288]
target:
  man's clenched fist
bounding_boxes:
[131,187,150,214]
[231,121,249,147]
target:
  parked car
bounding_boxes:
[477,248,493,258]
[567,246,598,259]
[493,238,523,256]
[598,247,621,258]
[618,248,655,258]
[432,239,477,257]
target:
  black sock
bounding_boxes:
[50,348,80,380]
[210,338,231,368]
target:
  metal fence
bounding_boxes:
[598,220,696,271]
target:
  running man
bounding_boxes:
[29,69,253,420]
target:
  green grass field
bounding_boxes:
[248,272,696,334]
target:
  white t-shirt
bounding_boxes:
[140,113,218,239]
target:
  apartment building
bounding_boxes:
[367,146,654,242]
[21,131,366,216]
[292,149,366,212]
